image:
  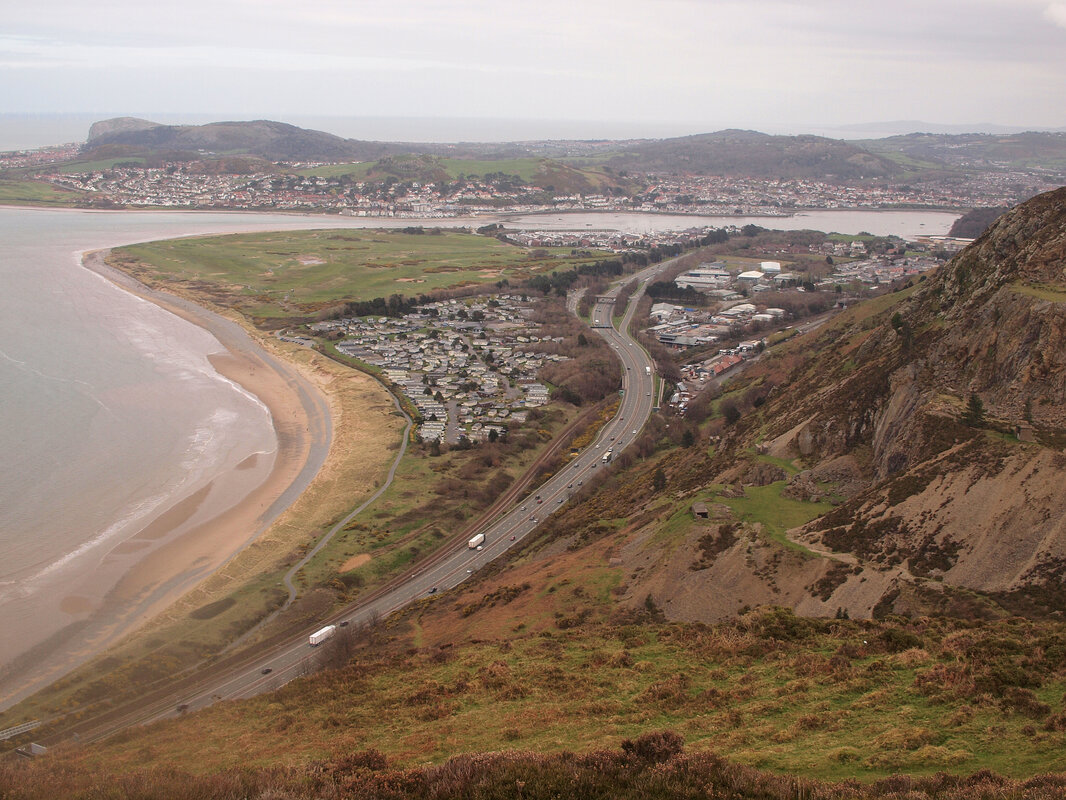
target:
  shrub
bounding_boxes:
[620,730,685,764]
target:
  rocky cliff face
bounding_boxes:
[758,186,1066,616]
[765,186,1066,470]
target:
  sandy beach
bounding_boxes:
[0,249,333,708]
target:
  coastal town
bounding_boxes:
[6,133,1057,217]
[33,160,1045,215]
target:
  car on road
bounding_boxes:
[510,535,516,541]
[261,668,273,675]
[567,483,573,488]
[632,430,637,434]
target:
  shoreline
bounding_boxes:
[0,249,333,710]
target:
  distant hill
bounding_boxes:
[859,131,1066,173]
[605,129,901,180]
[86,116,162,141]
[84,118,409,162]
[948,206,1009,238]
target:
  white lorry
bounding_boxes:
[468,533,486,549]
[309,624,337,647]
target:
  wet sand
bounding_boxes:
[0,249,332,709]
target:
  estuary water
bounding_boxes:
[0,206,957,677]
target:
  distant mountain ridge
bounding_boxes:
[81,116,1066,183]
[81,117,900,179]
[606,128,901,179]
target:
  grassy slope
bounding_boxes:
[298,157,623,191]
[40,611,1066,782]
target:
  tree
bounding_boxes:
[652,468,666,492]
[681,429,696,448]
[721,400,741,426]
[962,392,985,427]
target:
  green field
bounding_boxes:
[53,156,148,173]
[0,178,90,206]
[113,229,610,319]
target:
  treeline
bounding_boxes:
[523,228,733,297]
[645,280,708,306]
[524,256,628,296]
[321,292,434,320]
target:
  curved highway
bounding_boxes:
[54,259,675,740]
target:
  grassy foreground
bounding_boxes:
[7,612,1066,797]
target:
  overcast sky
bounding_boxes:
[3,0,1065,140]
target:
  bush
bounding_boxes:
[620,730,685,764]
